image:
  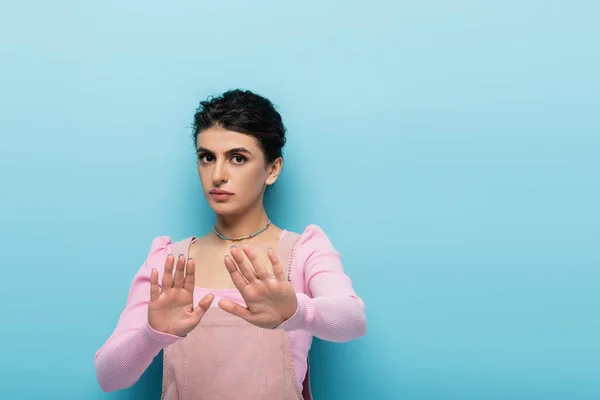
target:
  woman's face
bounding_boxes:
[196,126,281,215]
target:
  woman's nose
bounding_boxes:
[211,161,229,185]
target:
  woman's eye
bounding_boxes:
[232,155,246,164]
[199,154,214,162]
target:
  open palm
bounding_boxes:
[148,255,214,337]
[218,244,298,329]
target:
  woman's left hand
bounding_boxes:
[218,244,298,329]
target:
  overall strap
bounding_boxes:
[277,231,301,281]
[171,237,194,259]
[277,230,313,400]
[168,237,194,278]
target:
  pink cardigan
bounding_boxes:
[95,224,367,393]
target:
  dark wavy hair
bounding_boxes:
[192,89,287,164]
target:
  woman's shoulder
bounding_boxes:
[147,233,204,249]
[146,235,173,253]
[289,224,338,253]
[140,235,195,273]
[144,235,194,258]
[287,224,343,282]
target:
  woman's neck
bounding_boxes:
[214,206,271,240]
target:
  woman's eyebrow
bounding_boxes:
[196,146,213,155]
[196,146,252,155]
[226,147,252,155]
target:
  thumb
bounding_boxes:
[192,293,214,322]
[218,299,254,321]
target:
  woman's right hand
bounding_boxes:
[148,254,214,337]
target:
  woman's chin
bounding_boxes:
[207,201,240,215]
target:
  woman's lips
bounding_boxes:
[210,190,234,200]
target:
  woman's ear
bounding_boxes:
[265,157,283,186]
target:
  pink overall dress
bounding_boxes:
[161,232,313,400]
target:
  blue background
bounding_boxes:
[1,1,598,399]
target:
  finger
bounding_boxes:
[172,254,186,288]
[268,248,286,281]
[183,258,196,292]
[218,299,254,321]
[162,254,175,290]
[230,245,257,282]
[242,243,270,280]
[192,293,214,322]
[224,255,249,290]
[150,268,160,301]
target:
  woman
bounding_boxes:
[94,89,367,399]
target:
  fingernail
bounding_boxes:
[167,253,173,257]
[243,243,249,248]
[179,254,184,258]
[188,257,192,262]
[231,245,236,249]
